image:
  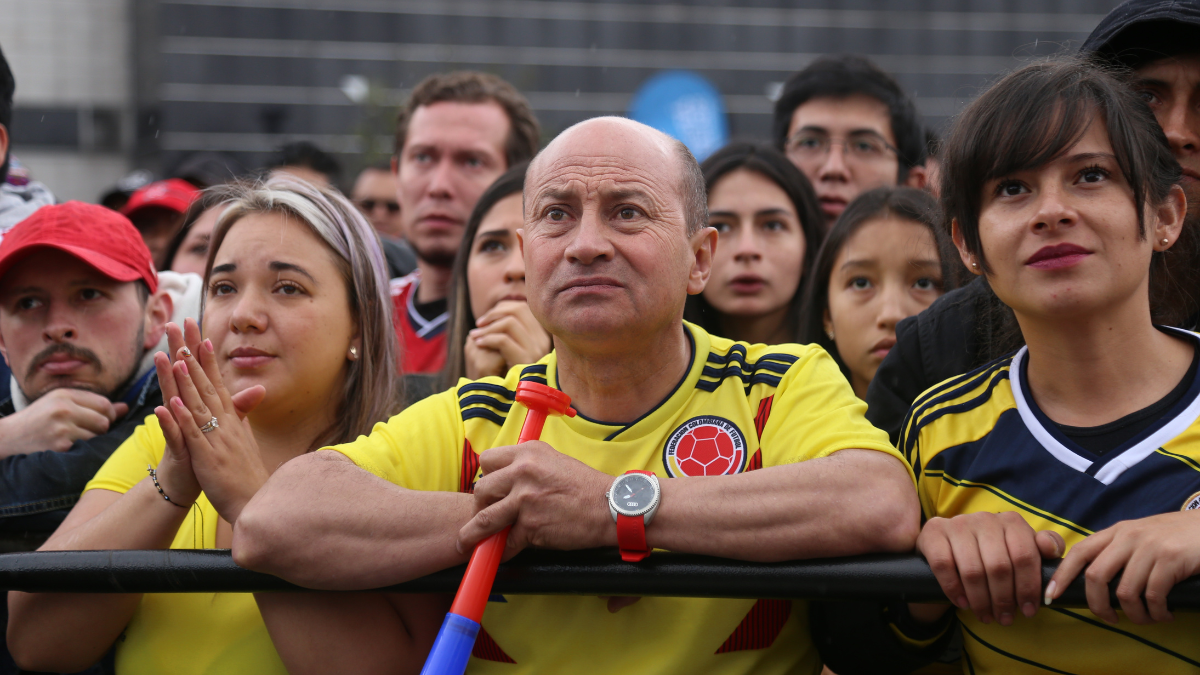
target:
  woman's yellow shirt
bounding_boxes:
[84,415,287,675]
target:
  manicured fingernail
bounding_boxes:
[1044,580,1056,606]
[999,612,1013,626]
[204,339,214,353]
[1023,602,1036,617]
[172,396,184,408]
[179,361,188,375]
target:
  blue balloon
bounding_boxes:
[628,71,729,162]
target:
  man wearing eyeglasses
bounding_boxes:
[351,164,417,279]
[773,55,928,230]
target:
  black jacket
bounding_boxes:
[0,371,161,541]
[864,277,1001,445]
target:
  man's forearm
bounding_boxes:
[233,451,474,590]
[647,450,920,561]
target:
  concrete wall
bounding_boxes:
[0,0,131,201]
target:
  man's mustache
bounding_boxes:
[26,343,102,381]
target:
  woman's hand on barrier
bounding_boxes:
[916,512,1063,626]
[162,318,269,523]
[467,301,552,378]
[1047,510,1200,625]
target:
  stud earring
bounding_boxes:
[971,261,979,269]
[1162,238,1170,246]
[825,328,835,341]
[349,346,359,360]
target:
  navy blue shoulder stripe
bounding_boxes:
[519,364,548,384]
[458,394,513,413]
[705,344,748,366]
[461,407,506,426]
[910,354,1013,413]
[457,382,515,401]
[696,360,791,394]
[905,356,1013,433]
[903,368,1011,460]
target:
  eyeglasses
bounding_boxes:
[357,199,400,214]
[785,130,901,166]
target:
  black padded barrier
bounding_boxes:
[2,549,1200,610]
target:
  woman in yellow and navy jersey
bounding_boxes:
[893,57,1200,674]
[8,178,445,674]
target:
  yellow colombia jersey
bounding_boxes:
[901,332,1200,675]
[333,322,902,675]
[84,416,288,675]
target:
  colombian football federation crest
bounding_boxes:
[663,416,747,477]
[1183,491,1200,511]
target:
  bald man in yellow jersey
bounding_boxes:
[234,117,920,675]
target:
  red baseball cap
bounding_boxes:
[0,201,158,293]
[120,178,200,218]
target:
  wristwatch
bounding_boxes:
[606,470,661,562]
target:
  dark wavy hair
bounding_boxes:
[942,56,1190,355]
[799,187,959,376]
[683,142,823,342]
[441,162,529,388]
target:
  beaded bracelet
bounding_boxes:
[147,465,190,509]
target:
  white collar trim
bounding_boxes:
[1010,329,1200,485]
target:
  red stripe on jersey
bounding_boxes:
[753,395,774,440]
[472,626,516,663]
[460,440,480,494]
[745,395,773,472]
[714,599,792,653]
[745,449,763,472]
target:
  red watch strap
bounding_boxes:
[616,514,650,562]
[615,470,654,562]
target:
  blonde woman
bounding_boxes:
[8,178,444,674]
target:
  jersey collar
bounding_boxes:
[547,322,708,442]
[1010,327,1200,485]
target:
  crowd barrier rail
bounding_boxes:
[2,549,1200,609]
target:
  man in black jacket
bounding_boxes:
[0,202,167,541]
[865,0,1200,446]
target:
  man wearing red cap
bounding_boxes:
[0,201,169,537]
[121,178,200,270]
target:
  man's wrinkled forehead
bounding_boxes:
[528,154,671,204]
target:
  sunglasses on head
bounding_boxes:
[358,199,400,214]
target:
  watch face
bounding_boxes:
[613,474,656,515]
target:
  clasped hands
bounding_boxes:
[915,508,1200,627]
[456,441,617,559]
[149,318,268,523]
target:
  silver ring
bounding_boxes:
[180,346,192,358]
[200,416,219,433]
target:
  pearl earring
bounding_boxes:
[971,261,979,269]
[1162,238,1170,245]
[825,328,835,341]
[349,346,359,360]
